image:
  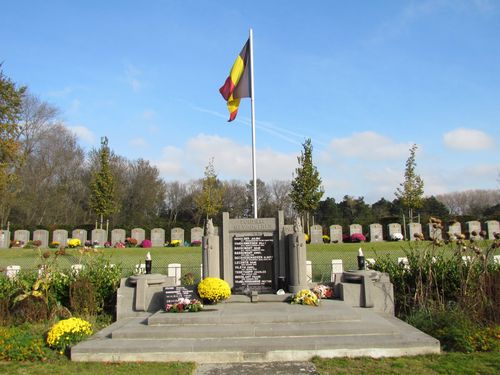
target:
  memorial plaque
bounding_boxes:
[233,235,274,293]
[163,286,197,306]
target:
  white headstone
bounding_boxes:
[310,225,323,244]
[33,229,49,248]
[131,228,146,244]
[408,222,423,241]
[448,222,462,239]
[14,230,30,247]
[111,229,126,245]
[190,227,203,245]
[349,224,362,236]
[388,223,402,239]
[151,228,165,247]
[72,229,87,245]
[330,259,343,283]
[52,229,68,245]
[171,228,185,246]
[329,225,343,243]
[369,223,383,242]
[0,230,10,248]
[485,220,499,240]
[428,224,442,240]
[466,221,481,239]
[168,263,182,286]
[91,229,107,245]
[306,260,312,283]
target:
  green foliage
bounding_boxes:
[78,254,122,313]
[89,141,116,219]
[290,138,324,230]
[0,66,27,227]
[194,158,224,220]
[395,144,424,221]
[0,325,53,361]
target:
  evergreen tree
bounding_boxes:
[89,137,116,228]
[290,138,324,233]
[395,144,424,223]
[194,158,224,220]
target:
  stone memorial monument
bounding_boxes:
[171,227,185,246]
[33,229,49,248]
[408,222,423,241]
[92,228,107,245]
[309,224,322,244]
[111,229,126,245]
[151,228,165,247]
[72,229,87,245]
[369,223,383,242]
[53,229,68,245]
[131,228,146,244]
[0,229,10,248]
[14,229,30,246]
[486,220,499,239]
[329,224,343,243]
[190,226,203,245]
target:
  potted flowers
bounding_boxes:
[197,277,231,304]
[291,289,319,306]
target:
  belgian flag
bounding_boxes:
[219,39,251,122]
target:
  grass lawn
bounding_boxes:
[0,352,498,374]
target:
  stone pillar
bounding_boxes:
[288,217,308,293]
[202,218,220,279]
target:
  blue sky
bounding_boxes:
[2,0,499,203]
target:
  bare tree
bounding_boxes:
[436,189,500,216]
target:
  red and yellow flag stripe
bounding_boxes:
[219,40,251,122]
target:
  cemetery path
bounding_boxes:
[194,361,318,375]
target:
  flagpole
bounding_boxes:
[249,28,258,219]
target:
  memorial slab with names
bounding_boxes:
[233,234,274,293]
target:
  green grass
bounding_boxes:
[0,353,498,374]
[312,352,500,374]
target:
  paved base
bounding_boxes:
[194,362,318,375]
[71,300,439,363]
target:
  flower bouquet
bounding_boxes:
[312,284,333,299]
[291,289,319,306]
[166,298,203,313]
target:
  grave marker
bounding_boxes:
[329,225,343,243]
[33,229,49,248]
[151,228,165,247]
[310,225,322,244]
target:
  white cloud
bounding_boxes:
[68,125,95,144]
[329,131,411,160]
[129,138,148,148]
[443,128,494,151]
[153,134,296,182]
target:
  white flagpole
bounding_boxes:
[249,28,258,219]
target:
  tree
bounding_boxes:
[246,179,273,218]
[395,144,424,223]
[290,138,324,233]
[194,158,224,221]
[0,67,26,227]
[89,137,116,228]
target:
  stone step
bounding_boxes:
[112,318,398,339]
[148,299,359,325]
[72,328,440,363]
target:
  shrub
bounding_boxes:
[350,233,366,242]
[125,237,138,247]
[170,239,181,247]
[46,317,93,354]
[141,239,152,248]
[0,325,52,361]
[197,277,231,304]
[406,306,480,352]
[49,241,60,248]
[67,238,81,248]
[69,277,97,316]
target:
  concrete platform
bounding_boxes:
[71,300,440,363]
